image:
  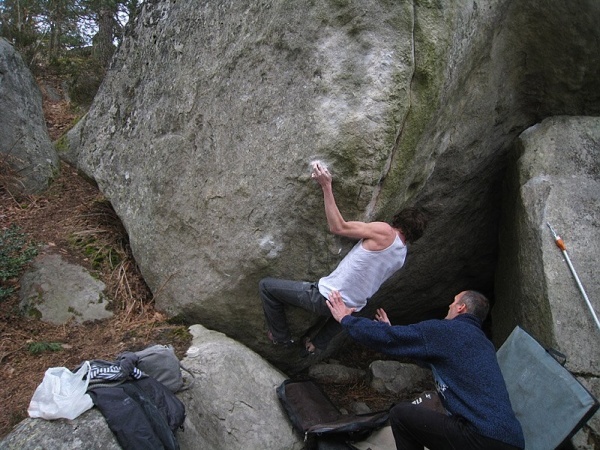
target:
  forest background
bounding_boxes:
[1,0,140,104]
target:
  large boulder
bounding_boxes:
[0,38,58,194]
[175,325,303,449]
[178,325,303,450]
[494,116,600,444]
[62,0,600,360]
[494,116,599,367]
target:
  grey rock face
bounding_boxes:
[177,325,303,450]
[0,38,58,194]
[19,254,112,324]
[494,116,600,371]
[64,0,416,342]
[494,116,600,445]
[0,408,120,450]
[375,0,600,322]
[368,360,431,397]
[308,362,366,384]
[62,0,600,362]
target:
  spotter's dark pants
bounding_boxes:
[389,402,521,450]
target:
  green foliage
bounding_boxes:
[54,135,70,154]
[166,314,189,326]
[0,0,44,49]
[0,225,38,301]
[0,0,138,74]
[27,341,63,354]
[0,286,15,302]
[170,326,192,341]
[9,410,27,430]
[70,234,122,270]
[68,198,126,271]
[64,55,106,107]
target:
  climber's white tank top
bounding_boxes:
[318,235,407,311]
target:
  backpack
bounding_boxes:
[85,345,189,450]
[89,376,186,450]
[277,379,389,449]
[86,344,194,393]
[133,344,187,393]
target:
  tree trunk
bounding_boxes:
[49,23,59,57]
[47,0,66,58]
[92,4,116,68]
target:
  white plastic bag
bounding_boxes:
[28,361,94,420]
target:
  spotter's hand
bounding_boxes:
[326,290,355,323]
[375,308,391,326]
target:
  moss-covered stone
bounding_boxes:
[377,2,453,212]
[54,135,69,154]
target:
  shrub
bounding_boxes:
[27,341,63,354]
[0,225,38,300]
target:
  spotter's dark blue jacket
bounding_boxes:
[340,313,525,449]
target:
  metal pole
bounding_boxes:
[547,223,600,332]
